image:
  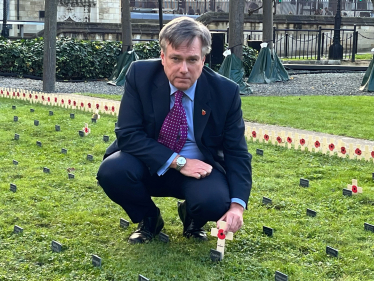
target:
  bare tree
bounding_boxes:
[122,0,133,52]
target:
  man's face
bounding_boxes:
[161,37,205,91]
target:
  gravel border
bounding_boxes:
[0,71,372,96]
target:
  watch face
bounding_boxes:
[177,157,186,166]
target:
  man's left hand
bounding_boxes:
[216,203,244,234]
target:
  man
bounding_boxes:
[187,6,195,15]
[97,17,252,244]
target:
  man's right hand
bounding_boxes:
[171,156,212,179]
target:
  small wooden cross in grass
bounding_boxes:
[211,221,234,258]
[347,179,362,194]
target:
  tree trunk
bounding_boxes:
[43,0,58,92]
[263,0,273,49]
[228,0,245,59]
[122,0,133,52]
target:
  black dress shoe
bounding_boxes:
[128,208,164,244]
[177,201,208,241]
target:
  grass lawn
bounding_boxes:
[1,98,374,280]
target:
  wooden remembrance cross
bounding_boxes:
[347,179,363,194]
[211,221,234,258]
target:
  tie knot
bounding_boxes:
[174,90,184,104]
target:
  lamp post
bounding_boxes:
[328,0,343,59]
[1,0,9,38]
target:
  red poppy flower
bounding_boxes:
[96,104,99,109]
[352,185,358,193]
[105,105,109,111]
[84,127,89,133]
[300,139,306,146]
[329,143,335,151]
[252,131,256,138]
[88,103,91,108]
[68,99,71,105]
[217,229,226,240]
[111,106,115,112]
[287,137,292,143]
[0,90,3,94]
[47,97,50,102]
[35,95,38,99]
[371,151,374,158]
[17,92,20,97]
[355,148,362,155]
[81,102,84,107]
[55,97,58,102]
[23,93,26,97]
[29,94,32,98]
[73,101,77,106]
[341,147,346,154]
[264,134,269,141]
[13,92,15,96]
[61,99,64,104]
[42,96,44,100]
[276,136,282,143]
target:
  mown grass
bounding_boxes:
[1,98,374,281]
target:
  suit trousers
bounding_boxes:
[97,151,231,224]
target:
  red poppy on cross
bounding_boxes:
[347,179,362,194]
[211,221,234,258]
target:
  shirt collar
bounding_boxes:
[169,81,197,101]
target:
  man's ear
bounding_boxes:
[202,55,206,65]
[160,50,165,66]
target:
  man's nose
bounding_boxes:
[180,61,188,73]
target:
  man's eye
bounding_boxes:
[172,57,180,61]
[189,58,198,62]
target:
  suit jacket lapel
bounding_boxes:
[194,72,211,144]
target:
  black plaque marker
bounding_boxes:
[263,226,273,237]
[306,208,317,217]
[68,173,75,179]
[34,120,39,126]
[300,178,309,187]
[364,223,374,233]
[256,149,264,156]
[43,167,50,173]
[13,160,18,165]
[36,141,42,147]
[372,173,374,181]
[55,125,60,131]
[79,130,84,137]
[30,108,34,112]
[70,113,75,119]
[14,116,18,122]
[275,271,288,281]
[10,183,17,193]
[120,218,129,229]
[138,274,150,281]
[49,111,53,116]
[87,154,93,161]
[12,105,16,110]
[262,197,272,205]
[159,232,169,243]
[92,255,102,267]
[343,189,352,197]
[14,225,23,234]
[51,240,62,253]
[91,118,96,123]
[103,135,109,142]
[210,249,223,262]
[326,246,338,257]
[61,148,67,154]
[14,134,19,140]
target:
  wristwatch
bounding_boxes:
[176,156,187,171]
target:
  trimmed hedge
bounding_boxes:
[0,37,257,80]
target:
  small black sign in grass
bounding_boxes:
[372,173,374,181]
[262,196,272,205]
[49,111,53,116]
[68,173,75,179]
[138,274,150,281]
[343,188,352,197]
[159,232,169,243]
[10,183,17,193]
[326,246,338,257]
[103,135,109,142]
[14,116,18,122]
[43,167,50,173]
[36,141,42,147]
[120,218,129,229]
[364,223,374,233]
[30,108,34,113]
[256,149,264,156]
[78,130,84,137]
[210,249,223,262]
[55,125,60,131]
[61,148,67,154]
[51,241,62,253]
[13,160,18,165]
[14,225,23,234]
[299,178,309,187]
[70,113,75,119]
[275,271,288,281]
[87,154,93,161]
[14,134,19,140]
[91,118,97,123]
[12,105,16,110]
[263,226,273,237]
[92,255,102,267]
[34,120,39,126]
[306,208,317,217]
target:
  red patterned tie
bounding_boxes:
[158,90,188,153]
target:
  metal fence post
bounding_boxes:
[317,26,322,60]
[351,24,356,62]
[285,33,288,58]
[273,26,276,50]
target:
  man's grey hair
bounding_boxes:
[159,17,212,57]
